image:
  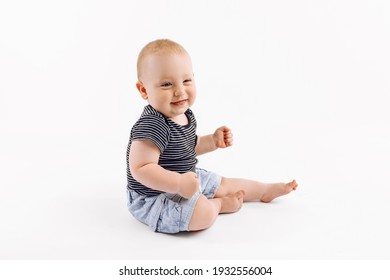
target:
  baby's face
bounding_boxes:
[137,52,196,119]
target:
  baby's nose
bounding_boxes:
[174,85,185,96]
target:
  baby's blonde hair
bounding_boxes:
[137,39,188,80]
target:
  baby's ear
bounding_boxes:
[136,81,148,100]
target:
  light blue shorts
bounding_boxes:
[126,168,222,234]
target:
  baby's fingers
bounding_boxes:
[224,130,233,146]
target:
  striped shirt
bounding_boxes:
[126,105,198,196]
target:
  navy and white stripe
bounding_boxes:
[126,105,198,196]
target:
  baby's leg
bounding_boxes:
[188,191,245,231]
[215,178,298,202]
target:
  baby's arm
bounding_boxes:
[195,126,233,156]
[129,140,199,198]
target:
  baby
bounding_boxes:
[126,39,298,233]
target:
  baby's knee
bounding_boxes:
[201,206,218,228]
[189,197,218,231]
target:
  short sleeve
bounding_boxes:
[131,115,170,153]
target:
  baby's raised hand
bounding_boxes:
[178,172,200,198]
[213,126,233,148]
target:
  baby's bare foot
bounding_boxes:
[260,180,298,203]
[220,190,245,213]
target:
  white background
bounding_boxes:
[1,0,390,260]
